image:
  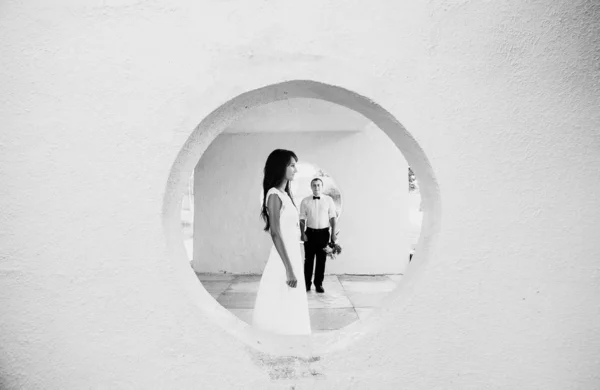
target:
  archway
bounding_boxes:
[163,80,441,357]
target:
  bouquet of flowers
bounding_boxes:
[323,231,342,259]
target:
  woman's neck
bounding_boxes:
[275,181,287,192]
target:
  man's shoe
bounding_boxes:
[306,287,311,292]
[316,286,325,293]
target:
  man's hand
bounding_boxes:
[301,233,307,242]
[331,230,338,244]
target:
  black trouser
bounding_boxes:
[304,227,330,289]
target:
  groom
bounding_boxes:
[300,178,337,293]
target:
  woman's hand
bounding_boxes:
[286,269,297,288]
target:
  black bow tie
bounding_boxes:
[313,196,320,200]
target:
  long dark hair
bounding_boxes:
[261,149,298,231]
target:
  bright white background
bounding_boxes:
[1,1,599,388]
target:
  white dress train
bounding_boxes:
[252,187,311,335]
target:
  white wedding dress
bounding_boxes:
[252,187,311,335]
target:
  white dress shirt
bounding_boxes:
[299,194,337,229]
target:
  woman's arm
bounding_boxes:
[267,193,297,288]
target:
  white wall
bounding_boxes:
[1,1,599,388]
[192,127,409,275]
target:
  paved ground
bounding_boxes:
[196,273,402,333]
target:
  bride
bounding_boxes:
[252,149,311,335]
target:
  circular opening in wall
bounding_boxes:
[163,80,441,357]
[184,101,421,334]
